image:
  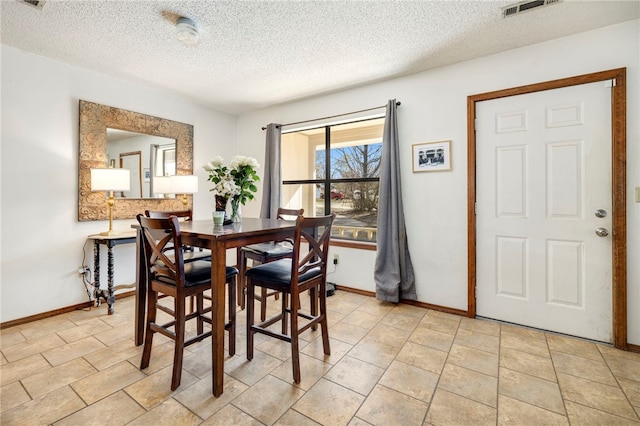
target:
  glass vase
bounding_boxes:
[230,198,242,223]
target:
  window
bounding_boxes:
[281,117,384,243]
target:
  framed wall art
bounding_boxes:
[412,140,451,172]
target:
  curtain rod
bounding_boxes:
[261,101,401,130]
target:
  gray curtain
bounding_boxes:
[374,99,416,302]
[259,123,282,219]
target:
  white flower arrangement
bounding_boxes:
[204,155,260,203]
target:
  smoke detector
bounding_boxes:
[502,0,562,18]
[16,0,46,10]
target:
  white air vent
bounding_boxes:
[502,0,561,18]
[16,0,46,10]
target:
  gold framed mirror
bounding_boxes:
[78,100,194,221]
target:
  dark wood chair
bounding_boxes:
[237,208,303,321]
[145,209,211,263]
[136,214,237,391]
[246,213,335,383]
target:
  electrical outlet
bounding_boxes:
[333,254,339,265]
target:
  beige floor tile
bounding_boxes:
[618,377,640,407]
[0,385,85,425]
[125,365,199,409]
[501,324,547,341]
[396,341,447,374]
[546,333,603,361]
[256,333,309,361]
[127,397,202,426]
[500,331,550,358]
[225,349,283,386]
[271,353,333,390]
[356,384,428,426]
[557,372,639,421]
[425,388,496,426]
[497,394,568,425]
[21,357,97,399]
[41,335,106,366]
[127,340,178,374]
[275,409,322,425]
[53,390,145,425]
[18,316,76,340]
[84,337,142,370]
[0,352,7,365]
[418,313,460,335]
[329,321,370,345]
[71,360,146,405]
[599,344,640,362]
[232,374,305,424]
[324,355,384,396]
[439,363,498,407]
[0,381,30,413]
[500,347,557,382]
[378,360,438,403]
[499,367,565,415]
[0,353,51,386]
[604,353,640,382]
[341,310,382,330]
[364,323,412,348]
[459,316,501,337]
[174,373,248,419]
[356,298,395,317]
[93,323,134,346]
[408,326,454,352]
[293,378,365,426]
[565,400,640,426]
[301,336,352,365]
[390,303,428,319]
[2,333,66,362]
[200,403,263,425]
[453,327,500,354]
[327,299,365,316]
[347,338,400,369]
[381,312,421,331]
[55,317,109,343]
[348,417,374,426]
[447,343,499,377]
[0,327,26,349]
[551,350,617,386]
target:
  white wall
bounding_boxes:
[237,20,640,344]
[0,45,238,322]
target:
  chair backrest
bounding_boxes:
[145,209,193,221]
[290,213,336,285]
[137,214,186,288]
[276,207,304,221]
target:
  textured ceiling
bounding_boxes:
[1,1,638,114]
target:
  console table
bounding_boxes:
[87,231,137,314]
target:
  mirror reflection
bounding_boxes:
[106,129,177,199]
[78,99,194,222]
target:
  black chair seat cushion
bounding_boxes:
[156,262,238,288]
[242,242,292,259]
[245,258,320,286]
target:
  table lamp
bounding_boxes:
[154,175,198,207]
[90,168,131,236]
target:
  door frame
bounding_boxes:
[467,68,627,349]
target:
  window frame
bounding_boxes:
[282,116,383,248]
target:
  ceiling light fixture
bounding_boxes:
[176,17,200,46]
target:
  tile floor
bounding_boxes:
[1,290,640,425]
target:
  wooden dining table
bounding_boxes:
[133,217,297,397]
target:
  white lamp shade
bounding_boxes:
[171,175,198,194]
[154,175,198,194]
[90,168,131,192]
[153,176,173,194]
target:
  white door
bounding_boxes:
[476,81,613,342]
